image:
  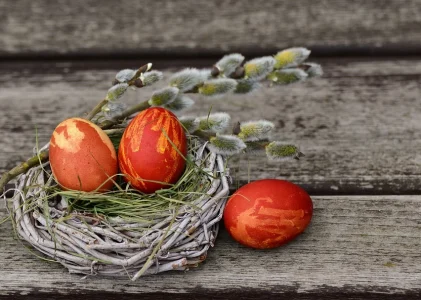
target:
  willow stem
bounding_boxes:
[0,151,49,193]
[86,98,108,121]
[98,99,151,130]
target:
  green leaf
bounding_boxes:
[265,142,303,161]
[208,135,246,155]
[274,47,311,69]
[106,83,129,101]
[148,87,179,106]
[238,120,275,141]
[244,56,275,80]
[198,78,238,97]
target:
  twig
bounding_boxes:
[0,151,49,193]
[97,99,151,130]
[86,98,108,121]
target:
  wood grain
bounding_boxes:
[1,58,421,194]
[1,195,420,298]
[0,0,420,57]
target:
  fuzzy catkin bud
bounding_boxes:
[199,69,213,81]
[115,69,137,83]
[215,53,245,76]
[170,68,206,92]
[142,70,164,86]
[164,95,195,112]
[198,78,238,97]
[267,69,308,85]
[197,113,231,133]
[265,142,302,161]
[304,63,323,77]
[208,135,247,155]
[148,87,179,106]
[234,79,259,94]
[102,102,128,120]
[274,48,311,69]
[238,120,275,141]
[244,56,276,80]
[179,116,199,133]
[243,140,268,154]
[106,83,129,101]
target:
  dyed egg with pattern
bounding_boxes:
[118,107,187,193]
[223,179,313,249]
[49,118,118,192]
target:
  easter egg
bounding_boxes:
[118,107,187,193]
[49,117,118,192]
[223,179,313,249]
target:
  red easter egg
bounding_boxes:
[49,117,118,192]
[223,179,313,249]
[118,107,187,193]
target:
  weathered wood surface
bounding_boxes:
[1,195,420,299]
[1,58,421,194]
[1,0,421,57]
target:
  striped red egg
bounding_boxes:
[118,107,187,193]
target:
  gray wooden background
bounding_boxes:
[1,0,421,299]
[1,0,421,57]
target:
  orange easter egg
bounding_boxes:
[49,118,118,192]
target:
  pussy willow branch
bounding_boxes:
[0,56,296,192]
[85,63,151,121]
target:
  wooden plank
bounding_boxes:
[1,195,420,299]
[0,0,420,57]
[1,58,421,194]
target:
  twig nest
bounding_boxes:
[11,137,230,280]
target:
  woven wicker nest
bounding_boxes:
[11,137,230,280]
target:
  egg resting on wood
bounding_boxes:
[223,179,313,249]
[49,117,118,192]
[118,107,187,194]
